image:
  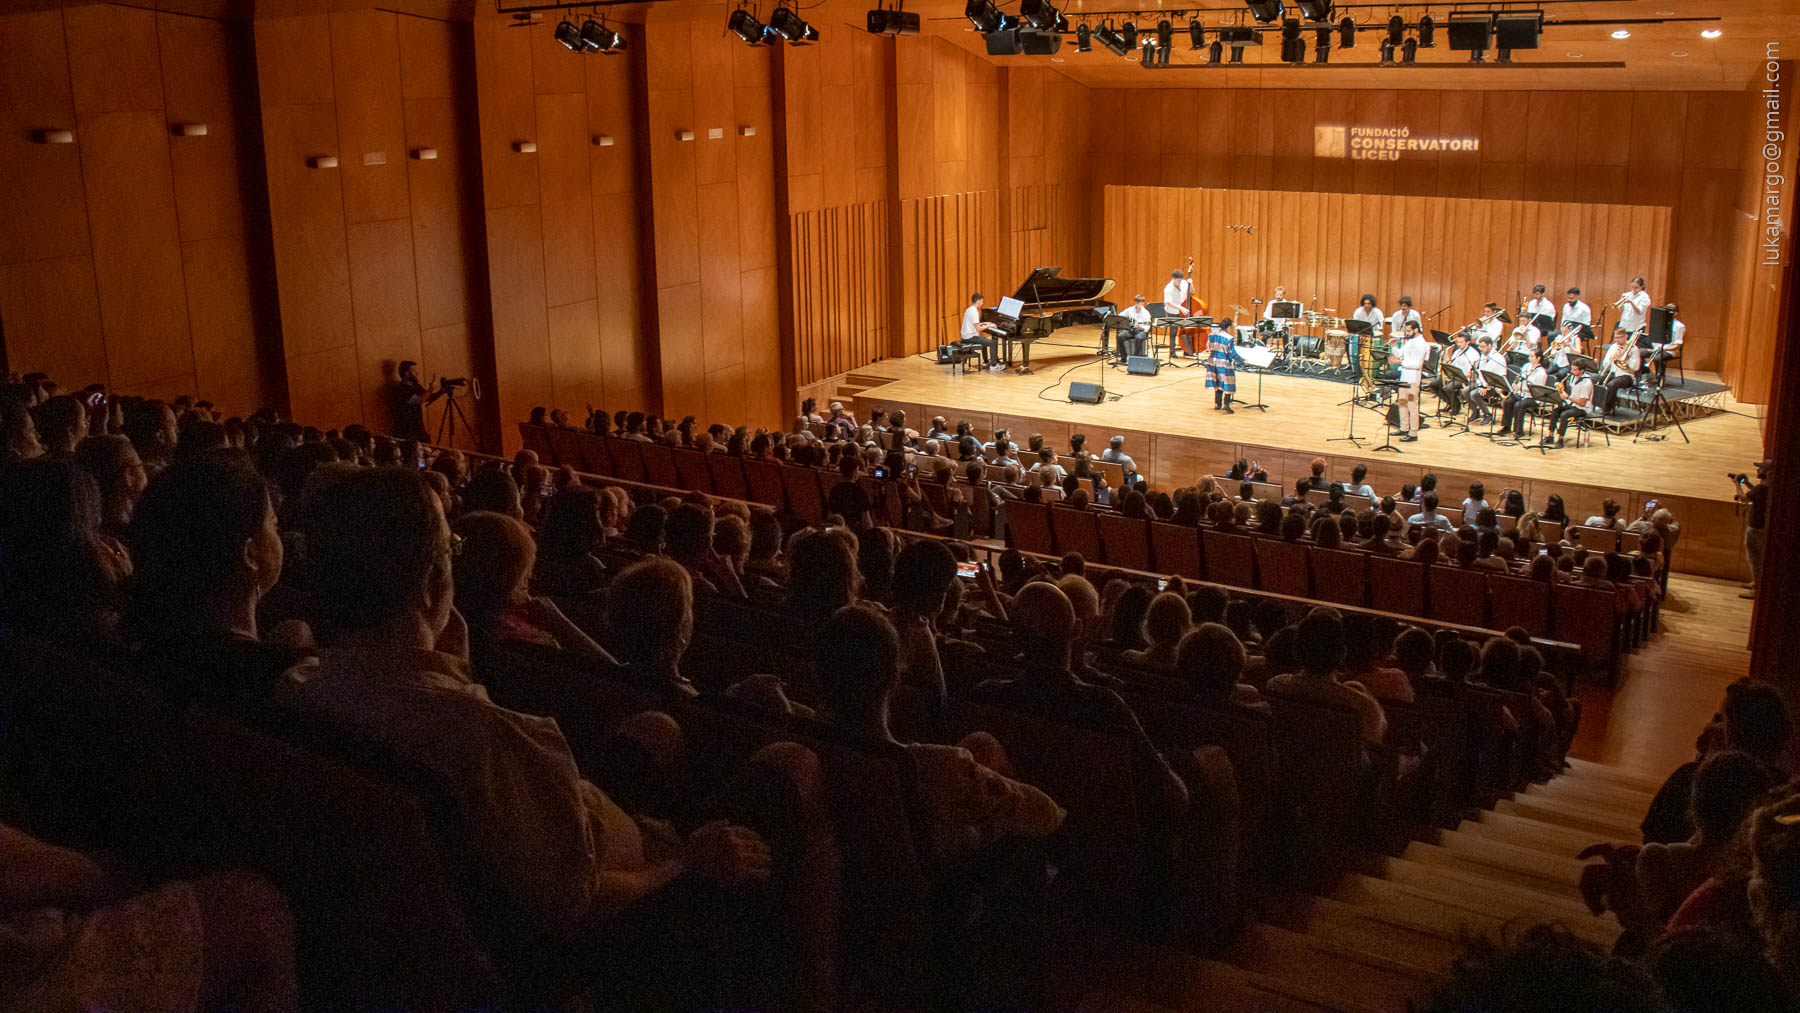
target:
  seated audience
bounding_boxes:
[452,511,616,663]
[1267,608,1388,745]
[1174,622,1263,710]
[1122,592,1191,672]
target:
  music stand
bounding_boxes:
[1496,309,1514,324]
[1101,313,1139,370]
[1436,362,1470,428]
[1529,312,1555,335]
[1344,318,1374,384]
[1568,353,1600,374]
[1528,383,1565,455]
[1372,379,1408,453]
[1478,371,1517,446]
[1235,340,1275,412]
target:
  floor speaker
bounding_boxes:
[1068,381,1105,404]
[1127,355,1160,376]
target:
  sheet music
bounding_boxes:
[997,296,1025,318]
[1238,345,1276,368]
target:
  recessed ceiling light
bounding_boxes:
[1611,29,1631,39]
[1672,50,1688,57]
[1051,56,1064,61]
[1567,51,1583,58]
[1655,9,1675,15]
[1702,29,1723,39]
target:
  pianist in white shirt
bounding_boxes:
[960,292,1006,369]
[1649,303,1685,380]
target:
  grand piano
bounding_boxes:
[978,266,1116,371]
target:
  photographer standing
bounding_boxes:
[1735,460,1770,600]
[391,361,441,443]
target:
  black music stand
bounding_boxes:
[1528,382,1568,455]
[1235,339,1272,413]
[1329,389,1367,449]
[1478,371,1518,447]
[1271,301,1302,372]
[1436,363,1471,435]
[1344,318,1374,383]
[1102,313,1141,370]
[1372,379,1408,453]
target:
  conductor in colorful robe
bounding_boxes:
[1206,318,1245,414]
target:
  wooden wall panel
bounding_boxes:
[1721,66,1795,405]
[1105,186,1671,348]
[1088,86,1753,373]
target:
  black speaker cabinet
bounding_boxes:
[1126,355,1160,376]
[1646,306,1674,344]
[1068,381,1105,404]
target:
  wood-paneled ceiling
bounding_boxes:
[35,0,1800,91]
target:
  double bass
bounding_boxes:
[1172,255,1209,356]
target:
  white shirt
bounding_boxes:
[1601,342,1641,378]
[1476,316,1504,344]
[1619,290,1651,333]
[1120,304,1153,328]
[1520,365,1549,390]
[961,304,985,340]
[1474,350,1508,387]
[1561,300,1592,327]
[1389,308,1422,333]
[1568,374,1594,408]
[1396,335,1432,384]
[1661,319,1685,349]
[1526,296,1557,320]
[1263,294,1291,323]
[1352,305,1384,335]
[1450,344,1481,377]
[1164,279,1193,315]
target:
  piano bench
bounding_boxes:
[946,345,982,376]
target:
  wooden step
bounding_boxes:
[1526,775,1657,812]
[1334,869,1616,948]
[1220,922,1434,1012]
[1564,758,1669,793]
[1057,939,1362,1013]
[1401,836,1587,893]
[1495,796,1643,841]
[1260,893,1467,971]
[1370,858,1617,941]
[1464,808,1609,858]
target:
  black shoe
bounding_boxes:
[1223,404,1235,414]
[1400,435,1418,442]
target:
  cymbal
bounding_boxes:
[1230,304,1251,315]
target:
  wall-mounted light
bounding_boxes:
[307,155,339,169]
[33,129,75,144]
[362,151,387,166]
[411,148,439,160]
[172,123,208,137]
[593,135,615,147]
[512,141,537,153]
[739,126,756,137]
[676,129,695,141]
[707,127,724,140]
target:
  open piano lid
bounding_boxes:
[1008,267,1115,310]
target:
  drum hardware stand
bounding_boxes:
[1632,374,1690,444]
[1476,374,1519,448]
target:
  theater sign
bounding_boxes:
[1314,126,1482,161]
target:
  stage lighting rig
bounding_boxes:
[1120,21,1138,49]
[1245,1,1282,25]
[1156,19,1174,52]
[1095,21,1129,56]
[1417,14,1435,47]
[1295,0,1330,22]
[553,18,583,51]
[1075,22,1092,51]
[1314,25,1331,63]
[1386,14,1404,45]
[1337,16,1354,48]
[1020,0,1060,33]
[768,4,815,43]
[965,0,1003,34]
[866,3,921,35]
[579,19,626,52]
[727,6,765,43]
[1189,19,1204,49]
[1280,19,1304,64]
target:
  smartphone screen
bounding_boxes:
[956,561,981,581]
[874,467,887,479]
[1157,577,1169,591]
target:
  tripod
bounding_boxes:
[1632,375,1690,444]
[434,386,476,448]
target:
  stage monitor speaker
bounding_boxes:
[1646,306,1674,344]
[1127,356,1160,376]
[1068,381,1105,404]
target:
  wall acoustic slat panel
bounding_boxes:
[1104,186,1671,346]
[1721,66,1795,405]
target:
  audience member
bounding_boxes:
[1267,608,1388,745]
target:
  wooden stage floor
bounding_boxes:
[844,330,1764,579]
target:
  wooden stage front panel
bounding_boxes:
[841,336,1763,581]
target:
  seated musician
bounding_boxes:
[1649,303,1684,380]
[1388,295,1422,336]
[1547,360,1595,447]
[1441,331,1480,417]
[1501,348,1550,439]
[1118,294,1154,358]
[1546,321,1582,382]
[1469,336,1507,424]
[1350,294,1383,379]
[1475,302,1505,346]
[1595,327,1642,416]
[960,292,1006,370]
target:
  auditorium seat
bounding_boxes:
[1253,539,1310,598]
[740,459,786,509]
[1382,695,1471,826]
[1486,574,1551,638]
[1259,686,1373,888]
[1551,584,1622,682]
[1202,530,1257,587]
[1007,500,1055,555]
[671,447,713,492]
[1308,547,1368,608]
[1368,556,1427,617]
[1049,506,1102,561]
[605,437,648,483]
[1096,513,1153,571]
[518,421,553,463]
[780,465,826,524]
[1568,526,1620,552]
[1426,566,1488,627]
[576,432,613,476]
[546,427,587,472]
[1149,521,1204,580]
[706,453,752,500]
[637,441,680,488]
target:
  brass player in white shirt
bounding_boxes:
[1595,326,1643,415]
[1648,303,1685,381]
[1501,348,1551,439]
[1560,287,1592,329]
[1614,277,1652,335]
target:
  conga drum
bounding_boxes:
[1324,328,1350,368]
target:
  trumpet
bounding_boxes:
[1612,292,1633,309]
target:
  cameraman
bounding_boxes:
[391,361,443,443]
[1734,459,1770,600]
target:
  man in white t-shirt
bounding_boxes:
[1560,287,1592,329]
[1117,294,1154,359]
[1616,277,1651,336]
[1549,361,1595,446]
[1442,331,1481,417]
[1350,294,1383,379]
[1388,295,1422,336]
[1649,302,1685,381]
[1470,336,1508,424]
[1524,284,1557,323]
[1164,266,1201,356]
[1388,320,1432,442]
[960,292,1006,368]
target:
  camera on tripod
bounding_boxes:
[439,377,469,391]
[1729,472,1751,485]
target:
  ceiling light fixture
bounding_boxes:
[1401,36,1417,64]
[866,4,921,35]
[1209,39,1224,63]
[1672,50,1688,57]
[1246,1,1283,25]
[553,19,583,51]
[965,0,1002,33]
[1417,14,1434,47]
[1157,18,1175,51]
[1295,0,1331,22]
[1701,28,1722,39]
[1189,19,1204,49]
[1020,0,1060,33]
[1096,21,1128,55]
[1337,16,1354,48]
[1075,23,1091,50]
[1611,29,1631,39]
[727,7,765,43]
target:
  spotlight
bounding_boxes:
[1230,41,1245,63]
[1379,37,1395,65]
[1401,36,1417,64]
[553,19,583,51]
[1020,0,1059,33]
[581,19,625,52]
[1076,23,1091,51]
[1139,37,1158,68]
[1495,13,1542,51]
[769,4,814,42]
[1611,29,1630,39]
[727,7,765,43]
[1157,19,1174,51]
[1245,1,1283,25]
[1096,22,1128,56]
[965,0,1002,33]
[1296,0,1331,22]
[1337,16,1354,48]
[1120,21,1138,48]
[1280,18,1304,63]
[1386,15,1404,45]
[1417,15,1435,47]
[1189,19,1204,49]
[1054,13,1069,33]
[1314,25,1330,62]
[866,5,921,35]
[1208,39,1223,63]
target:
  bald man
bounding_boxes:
[975,581,1188,815]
